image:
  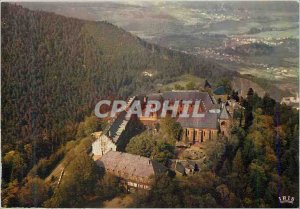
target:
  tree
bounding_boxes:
[217,78,232,94]
[2,180,20,207]
[185,81,196,90]
[84,115,101,136]
[241,138,256,167]
[249,162,268,199]
[130,174,183,208]
[216,184,239,207]
[181,171,220,207]
[260,93,275,115]
[231,90,239,102]
[247,88,254,97]
[159,116,182,144]
[19,177,50,207]
[198,193,219,207]
[174,84,184,90]
[125,131,155,158]
[151,141,175,164]
[232,149,245,174]
[95,174,122,200]
[44,152,100,207]
[205,139,226,168]
[23,144,33,167]
[76,115,101,138]
[243,100,254,129]
[3,151,26,182]
[28,146,65,179]
[125,131,175,164]
[76,122,86,139]
[146,174,182,207]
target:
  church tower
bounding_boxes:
[219,105,231,138]
[204,80,212,91]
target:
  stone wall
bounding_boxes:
[184,128,218,144]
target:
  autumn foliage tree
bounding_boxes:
[18,177,50,207]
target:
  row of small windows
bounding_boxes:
[186,129,210,136]
[127,181,149,189]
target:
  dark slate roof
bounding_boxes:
[220,107,230,120]
[204,80,212,88]
[162,90,214,110]
[96,151,167,179]
[213,86,226,95]
[209,103,221,110]
[147,93,163,101]
[163,90,206,101]
[187,160,197,168]
[175,162,186,175]
[177,113,218,129]
[106,111,127,143]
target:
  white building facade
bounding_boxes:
[92,134,117,158]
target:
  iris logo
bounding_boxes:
[278,196,294,204]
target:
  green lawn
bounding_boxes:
[157,74,205,91]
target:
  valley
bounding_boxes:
[18,1,299,96]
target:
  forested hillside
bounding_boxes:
[1,3,236,165]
